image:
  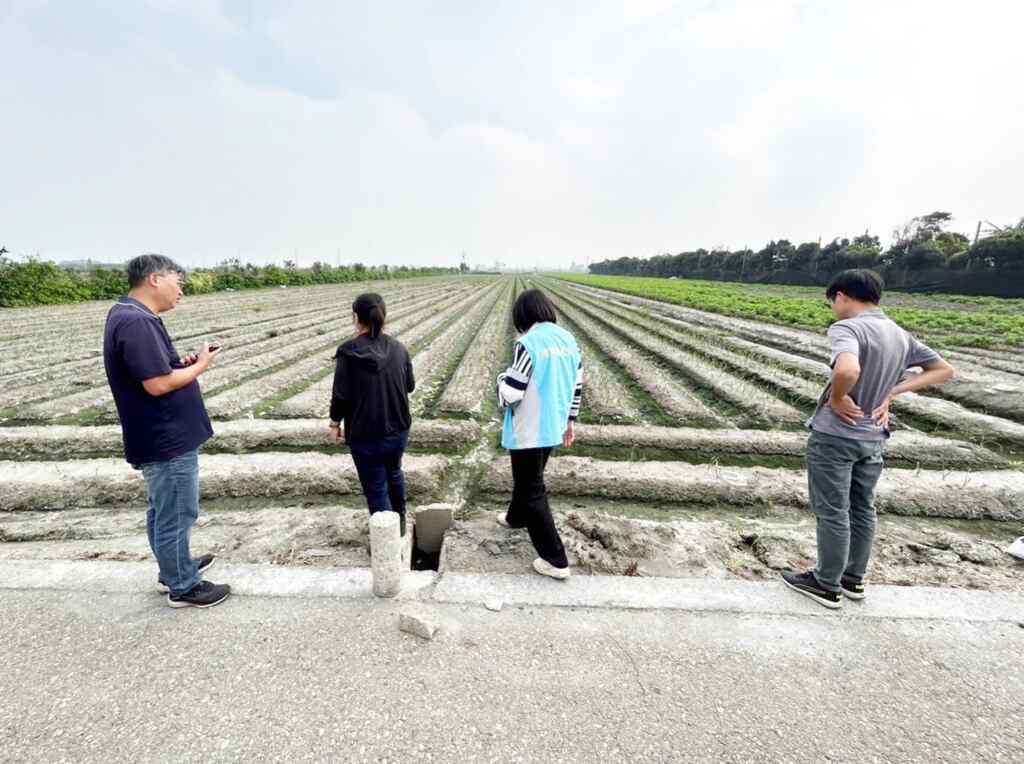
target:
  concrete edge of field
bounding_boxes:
[2,559,1022,624]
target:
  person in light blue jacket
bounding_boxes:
[495,289,583,580]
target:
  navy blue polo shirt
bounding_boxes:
[103,297,213,466]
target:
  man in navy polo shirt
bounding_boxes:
[104,253,231,609]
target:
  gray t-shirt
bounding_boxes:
[808,307,942,441]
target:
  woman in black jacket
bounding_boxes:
[329,293,415,535]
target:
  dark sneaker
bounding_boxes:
[157,554,216,593]
[841,574,866,601]
[780,570,843,610]
[167,580,231,609]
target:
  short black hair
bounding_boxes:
[127,253,185,289]
[512,288,557,333]
[352,292,386,338]
[826,269,884,304]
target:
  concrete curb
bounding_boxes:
[433,572,1024,623]
[1,559,1021,623]
[0,559,434,600]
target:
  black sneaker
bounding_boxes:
[780,570,843,610]
[841,574,866,601]
[167,580,231,609]
[157,554,216,593]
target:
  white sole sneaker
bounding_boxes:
[496,512,511,528]
[781,576,843,610]
[166,590,231,609]
[156,557,216,593]
[840,578,866,601]
[532,557,570,580]
[1007,536,1024,561]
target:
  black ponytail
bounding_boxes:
[352,292,386,338]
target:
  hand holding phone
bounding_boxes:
[196,341,223,370]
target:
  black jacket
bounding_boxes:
[330,333,415,443]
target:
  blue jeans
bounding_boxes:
[807,430,885,592]
[348,431,409,516]
[141,449,202,596]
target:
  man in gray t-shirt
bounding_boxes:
[782,269,955,609]
[807,308,942,440]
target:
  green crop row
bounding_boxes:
[559,274,1024,350]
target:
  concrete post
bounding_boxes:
[369,511,402,598]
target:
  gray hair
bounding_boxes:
[127,253,185,288]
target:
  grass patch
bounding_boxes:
[560,274,1024,350]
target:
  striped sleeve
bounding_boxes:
[496,341,533,408]
[569,360,583,420]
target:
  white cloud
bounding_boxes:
[680,0,805,48]
[2,0,1022,268]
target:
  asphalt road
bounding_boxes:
[1,588,1021,762]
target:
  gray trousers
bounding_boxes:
[806,430,884,592]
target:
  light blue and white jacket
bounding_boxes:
[496,322,583,450]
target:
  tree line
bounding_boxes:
[589,212,1024,297]
[0,255,458,308]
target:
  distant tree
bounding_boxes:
[915,211,954,238]
[968,223,1024,271]
[584,209,1022,294]
[790,242,821,274]
[841,233,882,269]
[765,239,796,269]
[884,211,963,270]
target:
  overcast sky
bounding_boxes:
[3,0,1022,270]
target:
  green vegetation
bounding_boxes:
[589,211,1024,298]
[560,274,1024,349]
[0,255,457,308]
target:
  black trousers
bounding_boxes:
[506,447,569,569]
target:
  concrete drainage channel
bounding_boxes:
[408,504,455,573]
